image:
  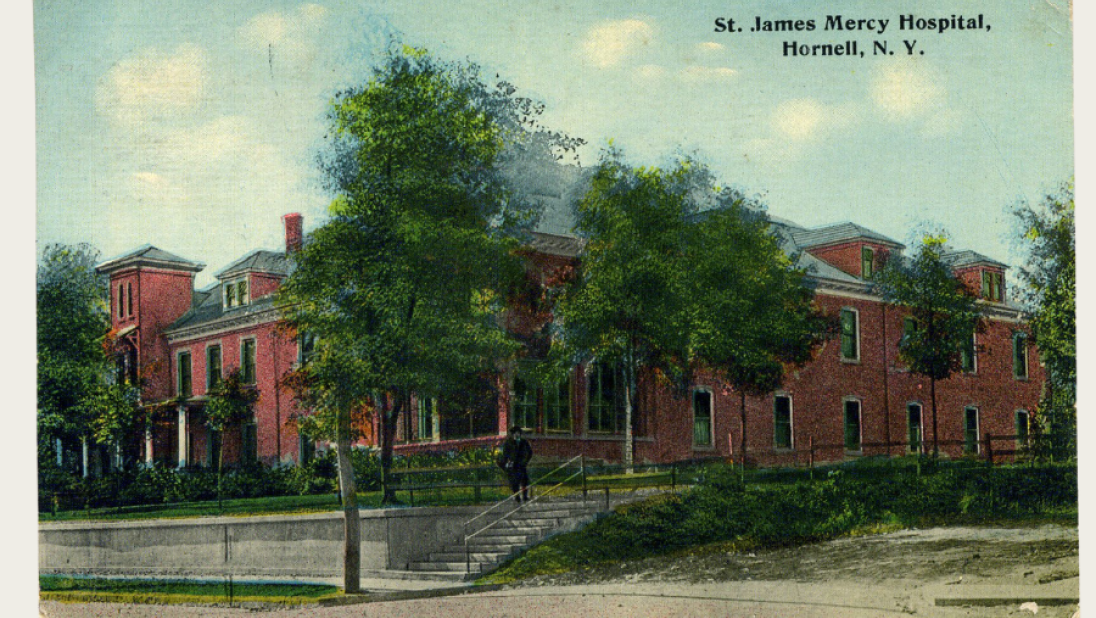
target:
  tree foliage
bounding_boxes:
[553,150,830,466]
[278,46,578,591]
[874,234,984,456]
[1013,182,1075,457]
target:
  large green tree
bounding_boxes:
[38,243,138,475]
[554,151,829,468]
[205,369,260,509]
[277,46,576,593]
[1013,182,1074,458]
[874,234,984,458]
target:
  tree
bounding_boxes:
[205,369,259,509]
[554,150,830,469]
[1013,182,1075,458]
[874,234,984,458]
[37,243,132,476]
[277,46,576,593]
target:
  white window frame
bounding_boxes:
[840,308,860,362]
[964,406,981,454]
[843,397,863,453]
[773,393,793,450]
[692,388,714,448]
[239,337,257,384]
[223,277,250,309]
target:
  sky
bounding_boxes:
[33,0,1073,288]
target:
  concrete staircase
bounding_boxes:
[406,495,610,580]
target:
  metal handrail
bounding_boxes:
[462,454,584,572]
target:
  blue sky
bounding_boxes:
[35,0,1072,287]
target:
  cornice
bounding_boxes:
[165,306,282,343]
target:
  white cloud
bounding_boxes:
[680,66,738,81]
[238,4,329,65]
[773,99,826,140]
[697,42,724,52]
[636,64,666,80]
[871,60,945,119]
[582,19,654,68]
[95,43,209,124]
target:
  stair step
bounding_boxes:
[408,561,483,572]
[429,551,510,562]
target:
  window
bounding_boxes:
[960,332,976,373]
[118,284,125,318]
[693,389,713,447]
[844,399,862,452]
[512,375,537,431]
[299,432,315,465]
[127,283,133,317]
[223,278,249,309]
[907,403,923,454]
[964,407,980,454]
[1013,333,1028,379]
[544,378,571,433]
[177,351,192,398]
[417,398,436,441]
[861,246,874,279]
[298,333,316,365]
[208,428,221,468]
[587,362,621,433]
[840,309,859,361]
[982,270,1004,302]
[206,344,222,390]
[773,394,793,449]
[1015,410,1030,445]
[241,422,257,463]
[240,339,256,384]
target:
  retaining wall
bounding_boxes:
[39,505,481,579]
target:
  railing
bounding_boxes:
[461,455,585,573]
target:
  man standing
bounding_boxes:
[498,426,533,503]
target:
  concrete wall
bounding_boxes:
[39,506,481,579]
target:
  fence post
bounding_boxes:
[671,463,676,493]
[985,433,994,466]
[808,436,815,481]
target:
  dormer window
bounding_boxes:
[982,270,1004,302]
[223,277,249,309]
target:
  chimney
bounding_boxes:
[283,213,303,254]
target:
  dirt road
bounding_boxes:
[39,524,1080,618]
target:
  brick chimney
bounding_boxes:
[283,213,303,254]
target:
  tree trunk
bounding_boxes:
[930,376,939,459]
[378,394,401,505]
[335,405,361,594]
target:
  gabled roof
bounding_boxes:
[96,244,205,274]
[215,249,291,279]
[790,222,904,250]
[942,249,1008,270]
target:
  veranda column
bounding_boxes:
[81,437,89,478]
[177,405,188,468]
[145,424,154,466]
[55,438,62,467]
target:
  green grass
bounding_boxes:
[39,575,339,605]
[480,461,1078,585]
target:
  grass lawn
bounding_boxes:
[39,575,339,605]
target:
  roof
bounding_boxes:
[790,222,904,250]
[96,244,205,274]
[166,282,278,335]
[942,249,1008,269]
[215,249,291,279]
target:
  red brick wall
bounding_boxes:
[171,319,306,466]
[805,242,891,279]
[249,273,283,301]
